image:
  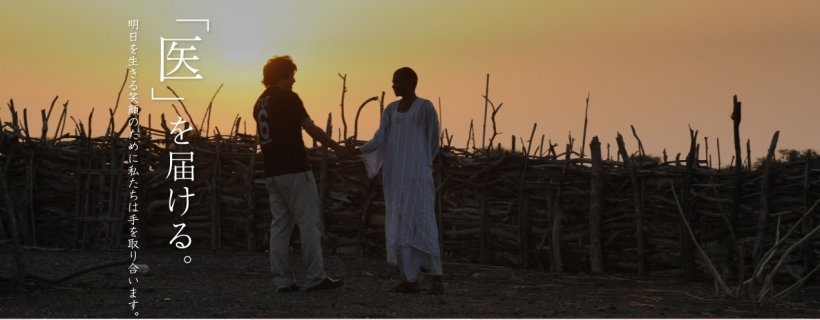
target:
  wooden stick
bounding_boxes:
[0,156,28,283]
[22,108,30,141]
[486,99,503,151]
[705,137,710,168]
[379,91,385,113]
[69,117,80,137]
[589,136,604,273]
[170,104,184,122]
[228,113,240,138]
[671,183,733,297]
[518,135,531,268]
[231,116,242,140]
[8,99,20,137]
[72,150,82,248]
[107,109,115,138]
[87,108,94,139]
[28,150,36,245]
[352,96,378,142]
[246,140,256,252]
[680,127,698,278]
[199,84,224,137]
[480,133,491,263]
[730,95,743,276]
[616,133,645,275]
[320,114,331,239]
[753,131,779,262]
[46,96,58,126]
[526,123,537,157]
[217,139,223,249]
[166,86,200,136]
[108,139,122,247]
[360,175,380,256]
[40,110,48,142]
[580,92,590,159]
[109,69,129,136]
[54,101,68,141]
[80,145,91,248]
[717,138,722,170]
[338,73,348,141]
[550,144,572,272]
[630,125,645,157]
[466,120,474,150]
[801,159,814,276]
[482,73,489,150]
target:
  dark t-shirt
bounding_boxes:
[253,86,311,177]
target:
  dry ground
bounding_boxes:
[1,247,819,318]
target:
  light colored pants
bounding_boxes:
[398,246,443,282]
[265,170,327,289]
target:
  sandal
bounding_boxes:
[389,281,420,293]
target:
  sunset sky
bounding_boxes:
[2,0,819,163]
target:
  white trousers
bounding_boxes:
[398,246,443,282]
[265,171,327,289]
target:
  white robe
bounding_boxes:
[361,98,441,265]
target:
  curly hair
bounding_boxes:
[262,55,297,87]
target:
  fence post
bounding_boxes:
[616,133,645,276]
[680,128,698,278]
[589,137,604,273]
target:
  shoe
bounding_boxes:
[389,281,420,294]
[306,278,344,292]
[277,284,300,293]
[430,276,444,295]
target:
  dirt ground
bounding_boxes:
[1,246,819,318]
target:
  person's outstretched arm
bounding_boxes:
[360,105,391,154]
[300,117,351,159]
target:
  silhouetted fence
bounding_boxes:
[2,111,817,280]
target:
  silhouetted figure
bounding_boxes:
[253,55,348,292]
[360,67,444,295]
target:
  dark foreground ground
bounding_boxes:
[1,247,819,318]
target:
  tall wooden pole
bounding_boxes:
[580,93,590,159]
[753,131,779,263]
[588,137,604,273]
[730,95,743,277]
[481,74,489,150]
[616,133,645,275]
[680,128,698,278]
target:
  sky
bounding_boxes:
[2,0,819,164]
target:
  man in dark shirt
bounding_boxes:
[254,55,348,292]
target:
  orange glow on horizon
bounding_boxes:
[2,1,819,161]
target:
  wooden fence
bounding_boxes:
[1,91,818,281]
[1,121,817,280]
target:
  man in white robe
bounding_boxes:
[360,67,444,295]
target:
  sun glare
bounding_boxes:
[211,3,295,65]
